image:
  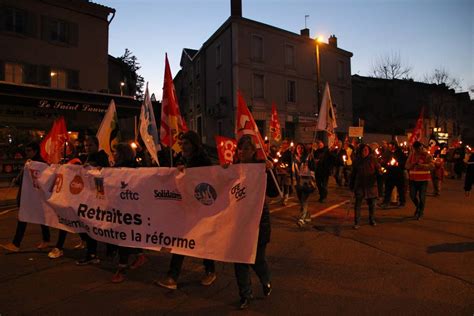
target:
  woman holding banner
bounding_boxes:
[233,135,272,309]
[156,131,216,290]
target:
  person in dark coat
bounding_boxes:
[464,151,474,196]
[0,142,51,252]
[350,143,382,229]
[111,143,148,283]
[156,131,216,290]
[314,140,335,203]
[381,141,407,208]
[76,135,110,265]
[233,135,272,310]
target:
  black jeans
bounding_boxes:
[354,196,376,225]
[12,221,50,247]
[316,174,329,201]
[234,242,271,299]
[409,181,428,216]
[167,254,215,281]
[55,230,87,250]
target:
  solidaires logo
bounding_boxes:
[194,183,217,206]
[154,189,182,201]
[69,175,84,195]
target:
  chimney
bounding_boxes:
[231,0,242,17]
[328,34,338,47]
[300,28,310,37]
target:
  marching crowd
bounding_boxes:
[1,133,473,309]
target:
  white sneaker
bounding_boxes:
[48,248,64,259]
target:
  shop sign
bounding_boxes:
[38,100,107,113]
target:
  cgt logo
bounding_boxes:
[231,183,246,201]
[120,181,140,200]
[29,169,41,189]
[69,175,84,195]
[194,183,217,206]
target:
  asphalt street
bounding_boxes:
[0,177,473,315]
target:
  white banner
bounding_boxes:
[19,162,267,264]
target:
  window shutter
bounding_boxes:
[38,65,51,86]
[67,69,79,89]
[0,6,6,32]
[40,15,50,40]
[26,11,37,37]
[69,22,78,46]
[23,64,38,84]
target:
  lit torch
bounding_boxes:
[342,155,347,163]
[389,157,398,166]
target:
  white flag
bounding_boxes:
[316,82,337,133]
[140,83,160,166]
[96,99,120,164]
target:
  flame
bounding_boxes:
[342,155,347,162]
[389,158,398,166]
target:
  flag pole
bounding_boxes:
[253,128,283,199]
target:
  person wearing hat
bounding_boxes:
[156,131,216,290]
[405,141,434,220]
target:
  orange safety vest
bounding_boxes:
[408,152,432,181]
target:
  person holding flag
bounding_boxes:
[316,82,337,148]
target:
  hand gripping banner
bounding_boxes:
[19,162,267,264]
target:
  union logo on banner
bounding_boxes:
[94,177,105,199]
[70,175,84,195]
[194,183,217,206]
[49,174,63,193]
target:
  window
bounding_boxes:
[215,44,221,67]
[50,68,67,89]
[251,35,263,61]
[41,16,78,45]
[4,7,27,34]
[51,19,68,43]
[338,61,345,80]
[253,74,264,98]
[285,45,294,67]
[4,62,23,84]
[287,80,296,103]
[216,81,222,104]
[196,87,201,108]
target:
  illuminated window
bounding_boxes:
[50,68,67,88]
[4,62,23,84]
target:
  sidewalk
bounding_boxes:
[0,186,18,206]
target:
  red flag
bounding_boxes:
[235,91,266,160]
[409,107,424,145]
[160,53,188,153]
[40,116,69,164]
[270,102,281,142]
[215,136,237,165]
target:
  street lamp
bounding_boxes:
[315,36,323,112]
[120,81,125,96]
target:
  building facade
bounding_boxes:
[0,0,141,184]
[352,75,474,144]
[174,0,353,146]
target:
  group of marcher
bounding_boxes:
[1,133,473,310]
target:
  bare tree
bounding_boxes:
[370,52,412,80]
[423,68,461,90]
